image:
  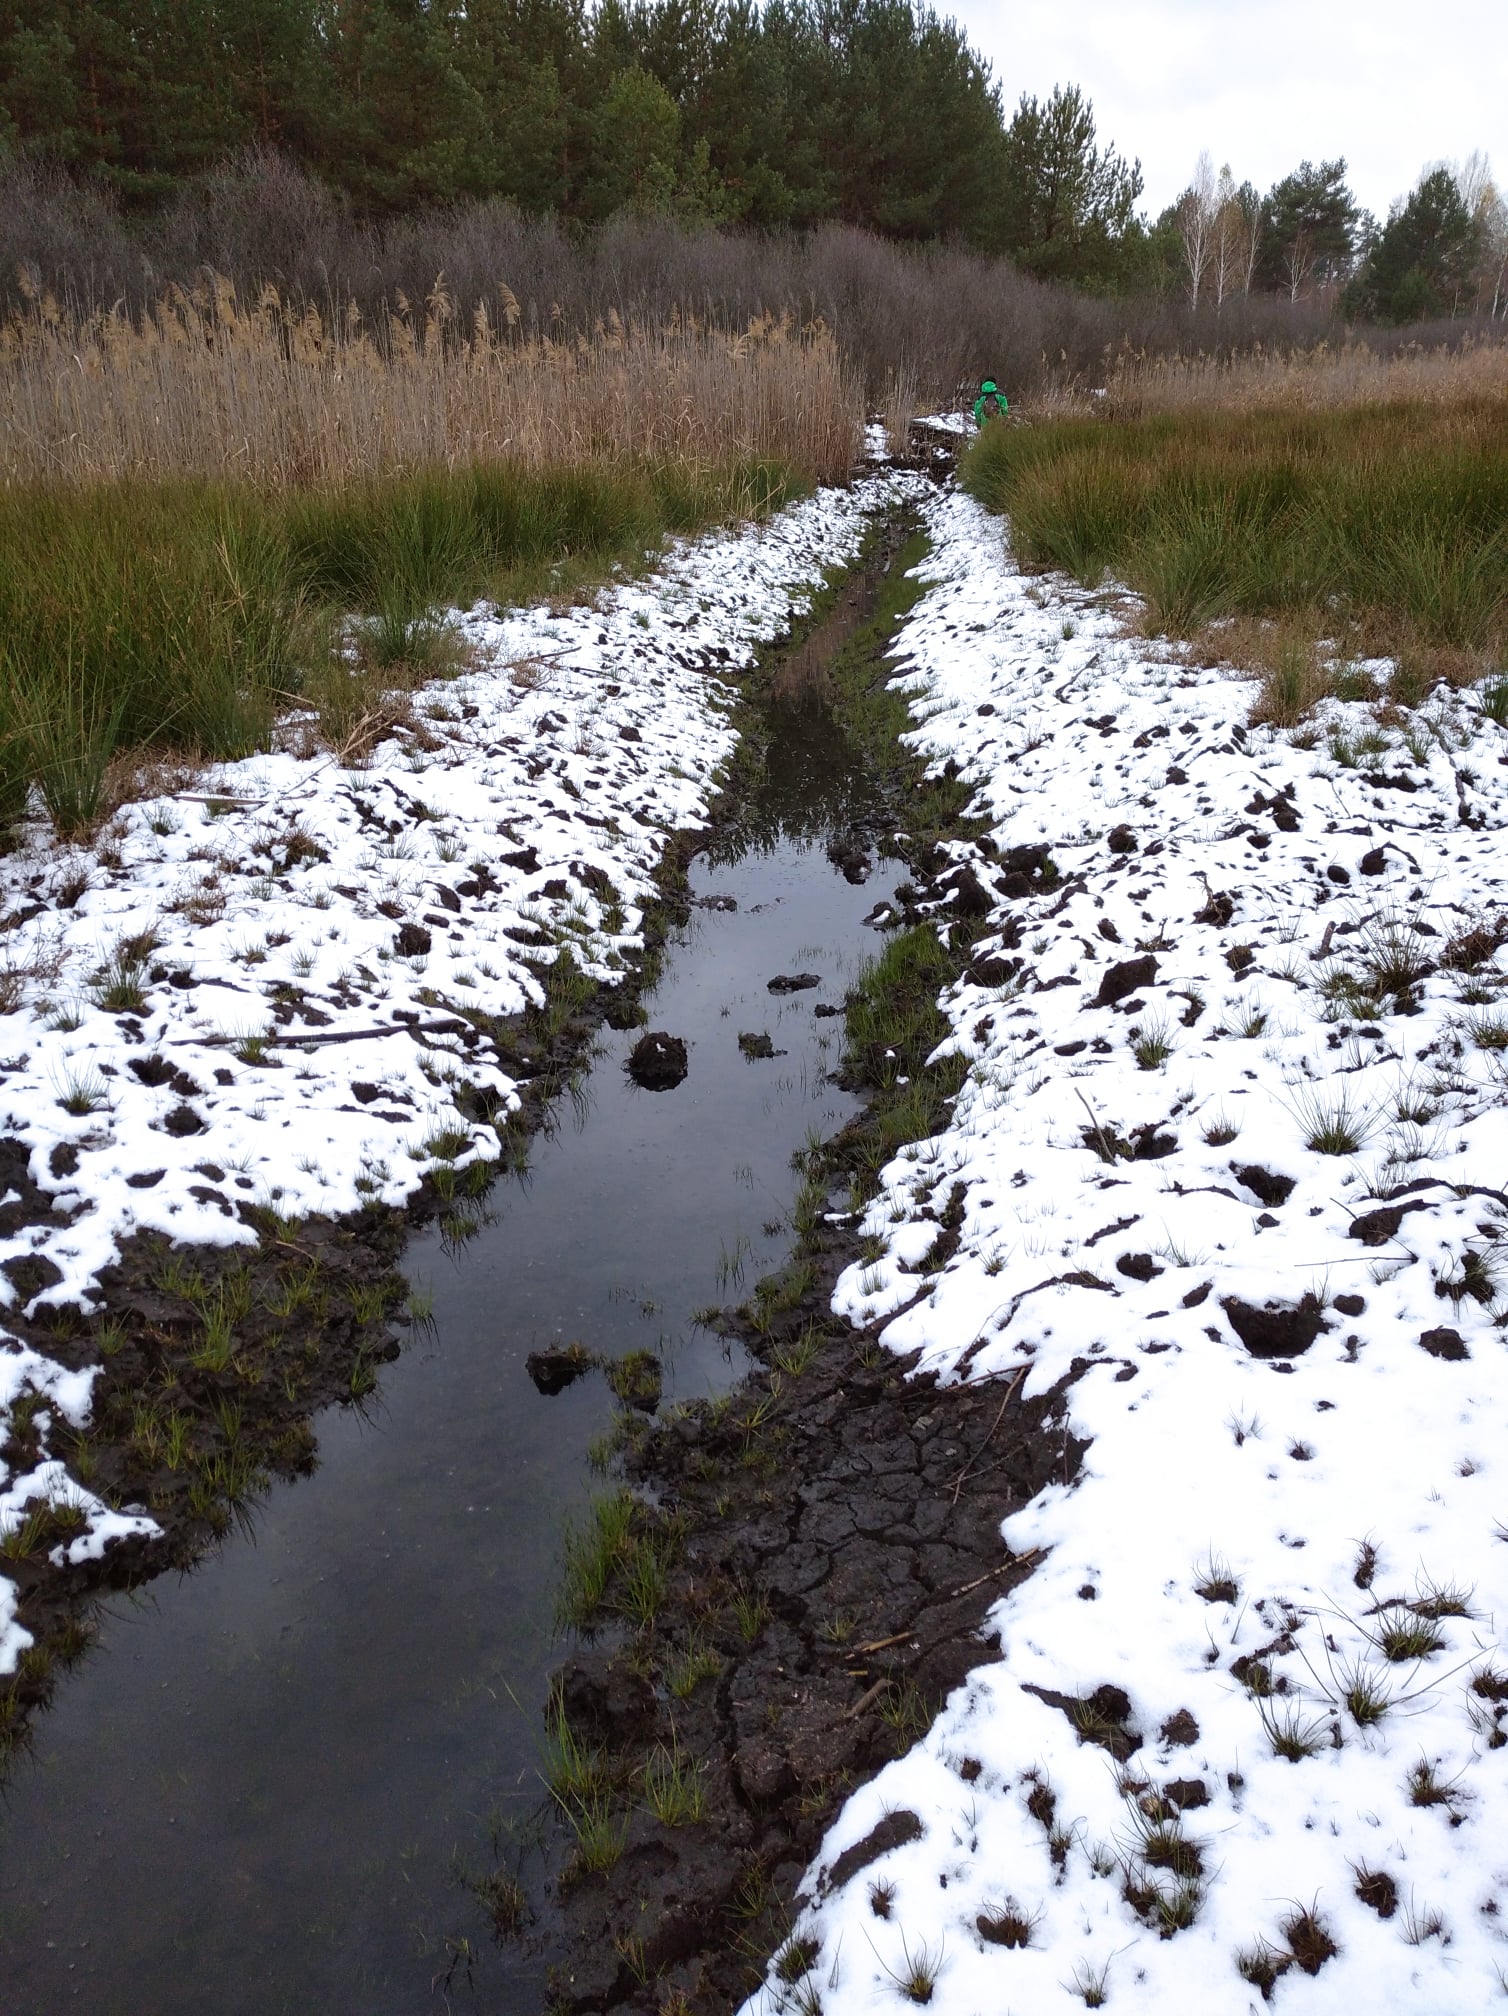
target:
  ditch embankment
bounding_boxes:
[517,494,1081,2012]
[0,458,1076,2016]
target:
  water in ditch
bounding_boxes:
[0,685,896,2014]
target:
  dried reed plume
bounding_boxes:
[1,274,862,489]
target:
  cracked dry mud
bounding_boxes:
[545,1267,1085,2012]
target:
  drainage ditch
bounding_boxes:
[0,497,1070,2016]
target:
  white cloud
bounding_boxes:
[950,0,1506,219]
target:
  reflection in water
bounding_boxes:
[0,697,894,2015]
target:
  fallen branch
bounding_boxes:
[1053,650,1098,705]
[845,1629,918,1657]
[949,1367,1024,1503]
[1073,1085,1120,1165]
[948,1547,1043,1601]
[840,1549,1049,1698]
[194,1016,470,1050]
[845,1677,891,1719]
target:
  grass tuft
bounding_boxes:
[1236,1938,1291,2000]
[1257,1695,1331,1761]
[1065,1957,1110,2008]
[880,1930,943,2005]
[641,1736,707,1828]
[1193,1550,1239,1604]
[1287,1082,1373,1156]
[1279,1901,1338,1976]
[1337,1659,1392,1728]
[1130,1017,1173,1070]
[1352,1862,1399,1917]
[962,401,1508,679]
[1406,1756,1469,1817]
[1369,1601,1447,1662]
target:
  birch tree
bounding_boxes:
[1177,150,1217,309]
[1210,163,1241,310]
[1452,152,1508,318]
[1234,178,1263,296]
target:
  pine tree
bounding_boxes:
[1257,158,1359,297]
[1346,168,1483,323]
[310,0,491,211]
[997,84,1142,285]
[454,0,583,213]
[580,60,679,216]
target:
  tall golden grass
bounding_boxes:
[1090,339,1508,419]
[0,276,862,488]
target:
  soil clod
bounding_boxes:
[1419,1325,1470,1360]
[627,1030,689,1090]
[526,1343,595,1395]
[1095,954,1158,1007]
[1236,1165,1296,1207]
[826,1809,925,1891]
[1116,1252,1163,1282]
[1221,1293,1329,1358]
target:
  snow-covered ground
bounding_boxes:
[0,470,910,1674]
[747,486,1508,2012]
[10,441,1508,2006]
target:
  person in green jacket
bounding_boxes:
[973,378,1009,425]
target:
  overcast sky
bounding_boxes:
[949,0,1506,222]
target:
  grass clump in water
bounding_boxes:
[555,1488,682,1634]
[840,923,969,1203]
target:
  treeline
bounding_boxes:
[1166,153,1508,324]
[3,2,1504,335]
[0,0,1140,274]
[7,157,1413,404]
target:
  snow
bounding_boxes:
[745,487,1508,2012]
[8,444,1508,2006]
[0,470,913,1669]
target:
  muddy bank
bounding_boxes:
[0,788,711,1762]
[544,1234,1084,2013]
[526,480,1088,2008]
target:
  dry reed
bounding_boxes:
[882,364,920,457]
[0,276,862,489]
[1095,340,1508,419]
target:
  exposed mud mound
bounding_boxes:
[1221,1293,1329,1358]
[1419,1326,1470,1360]
[1095,953,1158,1006]
[527,1344,595,1395]
[627,1031,689,1090]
